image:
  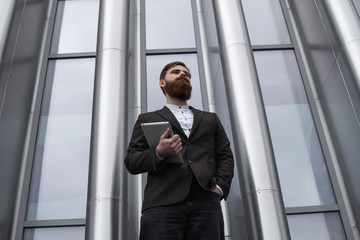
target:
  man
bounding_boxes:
[125,61,234,240]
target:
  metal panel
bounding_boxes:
[0,0,16,109]
[11,0,57,239]
[0,0,51,239]
[210,0,290,239]
[290,0,360,238]
[322,62,360,239]
[321,0,360,95]
[0,77,28,240]
[85,0,131,239]
[0,0,16,61]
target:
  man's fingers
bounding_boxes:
[175,145,183,153]
[160,128,171,139]
[170,135,182,147]
[157,131,183,157]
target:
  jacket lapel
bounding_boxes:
[156,107,185,136]
[189,106,204,137]
[156,106,204,139]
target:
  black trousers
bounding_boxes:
[140,182,224,240]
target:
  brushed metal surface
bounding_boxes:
[211,0,290,238]
[322,0,360,96]
[127,0,143,237]
[85,0,131,239]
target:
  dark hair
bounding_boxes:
[159,61,190,95]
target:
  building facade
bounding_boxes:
[1,0,360,239]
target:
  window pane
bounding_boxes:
[146,0,196,50]
[26,58,95,220]
[50,0,99,54]
[352,0,360,18]
[254,50,336,207]
[146,54,202,111]
[241,0,291,45]
[288,213,346,240]
[23,227,85,240]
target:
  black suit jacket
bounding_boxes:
[125,106,234,211]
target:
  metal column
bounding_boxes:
[211,0,290,239]
[321,0,360,95]
[127,0,144,237]
[317,0,360,237]
[194,0,217,113]
[85,0,130,239]
[193,1,232,239]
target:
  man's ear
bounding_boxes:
[159,79,165,87]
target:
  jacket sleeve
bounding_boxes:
[214,114,234,199]
[124,114,166,174]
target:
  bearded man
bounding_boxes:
[125,61,234,240]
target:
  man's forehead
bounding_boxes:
[168,65,189,72]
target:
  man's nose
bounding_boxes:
[179,71,187,77]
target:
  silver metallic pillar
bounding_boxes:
[321,0,360,94]
[85,0,130,239]
[211,0,291,239]
[194,0,216,113]
[193,1,232,239]
[127,0,144,237]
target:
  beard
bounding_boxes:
[164,77,192,101]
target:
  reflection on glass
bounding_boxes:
[254,50,336,207]
[241,0,291,45]
[353,0,360,19]
[145,0,196,49]
[146,54,203,111]
[26,59,95,220]
[50,0,99,54]
[23,227,85,240]
[288,213,346,240]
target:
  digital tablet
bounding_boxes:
[141,121,184,164]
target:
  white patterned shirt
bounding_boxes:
[166,104,193,138]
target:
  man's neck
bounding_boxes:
[166,95,187,106]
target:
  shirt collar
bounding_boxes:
[166,104,190,110]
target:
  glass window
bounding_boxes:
[146,54,202,111]
[50,0,99,54]
[288,213,346,240]
[352,0,360,18]
[26,58,95,220]
[241,0,291,45]
[23,227,85,240]
[254,50,336,207]
[145,0,196,50]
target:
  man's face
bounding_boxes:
[161,65,192,101]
